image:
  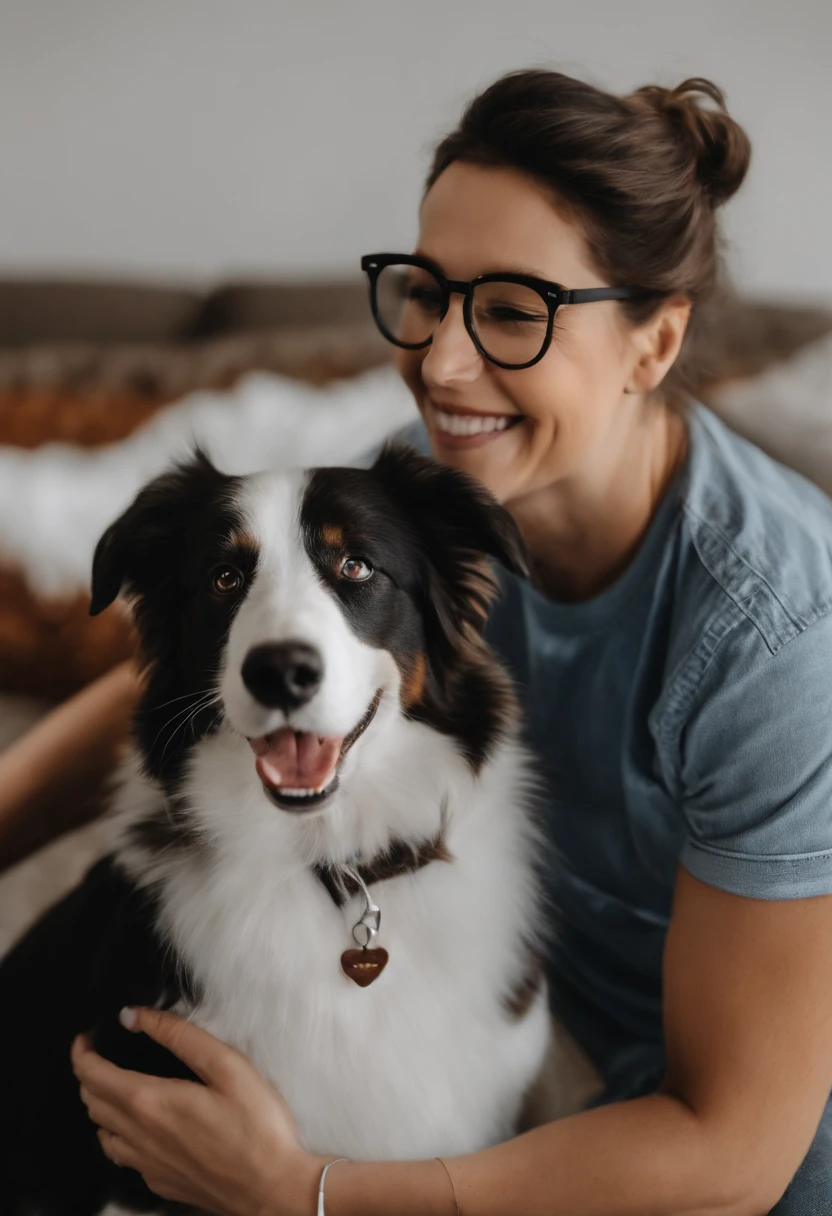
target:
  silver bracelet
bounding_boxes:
[317,1157,349,1216]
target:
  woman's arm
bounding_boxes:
[0,660,141,874]
[331,871,832,1215]
[72,865,832,1216]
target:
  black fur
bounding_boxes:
[0,856,197,1214]
[304,444,527,767]
[91,448,256,794]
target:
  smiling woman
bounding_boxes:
[386,166,692,523]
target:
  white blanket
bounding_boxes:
[4,338,832,601]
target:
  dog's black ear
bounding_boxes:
[90,447,226,617]
[372,443,528,578]
[371,444,528,656]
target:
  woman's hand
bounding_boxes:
[71,1006,324,1216]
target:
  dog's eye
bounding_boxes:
[339,556,374,583]
[211,566,244,595]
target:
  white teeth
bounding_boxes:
[432,407,511,436]
[277,775,337,798]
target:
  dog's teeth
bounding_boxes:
[278,784,334,798]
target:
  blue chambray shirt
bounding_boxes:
[364,404,832,1045]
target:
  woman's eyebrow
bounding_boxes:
[412,247,443,270]
[412,250,556,282]
[490,266,555,281]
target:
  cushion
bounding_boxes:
[197,281,371,334]
[0,281,202,346]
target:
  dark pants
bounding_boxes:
[552,974,832,1215]
[770,1102,832,1215]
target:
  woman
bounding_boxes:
[5,69,832,1215]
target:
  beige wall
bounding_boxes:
[0,0,829,301]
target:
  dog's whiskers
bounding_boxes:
[150,688,219,712]
[152,690,222,760]
[153,690,223,833]
[148,668,224,714]
[150,694,209,753]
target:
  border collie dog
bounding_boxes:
[0,445,550,1215]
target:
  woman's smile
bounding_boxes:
[425,400,525,450]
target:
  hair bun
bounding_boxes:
[632,77,751,207]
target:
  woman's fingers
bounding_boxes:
[118,1006,240,1089]
[71,1033,148,1103]
[71,1031,93,1059]
[72,1009,241,1097]
[68,1015,306,1214]
[79,1083,138,1142]
[97,1128,142,1172]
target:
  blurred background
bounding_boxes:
[0,0,831,935]
[2,0,831,297]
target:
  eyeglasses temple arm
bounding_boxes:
[558,287,645,305]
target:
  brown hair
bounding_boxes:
[426,70,752,403]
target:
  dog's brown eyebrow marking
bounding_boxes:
[227,528,259,554]
[322,523,344,547]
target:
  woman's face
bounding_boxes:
[395,162,663,506]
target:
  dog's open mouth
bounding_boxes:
[248,690,383,812]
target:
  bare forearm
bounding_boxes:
[0,660,140,872]
[322,1094,759,1216]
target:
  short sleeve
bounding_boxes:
[679,609,832,899]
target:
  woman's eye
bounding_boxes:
[211,566,244,595]
[400,278,442,313]
[339,556,374,583]
[486,305,547,326]
[408,286,442,311]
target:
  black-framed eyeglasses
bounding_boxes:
[361,252,655,371]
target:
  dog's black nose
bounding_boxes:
[241,642,324,711]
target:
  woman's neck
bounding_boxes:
[507,402,688,603]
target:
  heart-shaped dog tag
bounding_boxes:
[341,947,389,987]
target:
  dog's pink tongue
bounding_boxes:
[251,728,343,791]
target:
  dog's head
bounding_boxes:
[91,444,526,812]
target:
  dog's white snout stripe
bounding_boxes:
[220,473,384,741]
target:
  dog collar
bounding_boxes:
[313,831,451,988]
[313,832,451,909]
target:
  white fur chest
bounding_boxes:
[114,721,550,1160]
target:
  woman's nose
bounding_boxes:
[421,298,483,388]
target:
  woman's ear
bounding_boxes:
[627,295,692,395]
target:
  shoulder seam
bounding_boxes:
[649,605,750,800]
[683,501,803,653]
[652,589,832,793]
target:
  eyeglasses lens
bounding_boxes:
[375,264,443,348]
[470,281,549,367]
[373,264,550,366]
